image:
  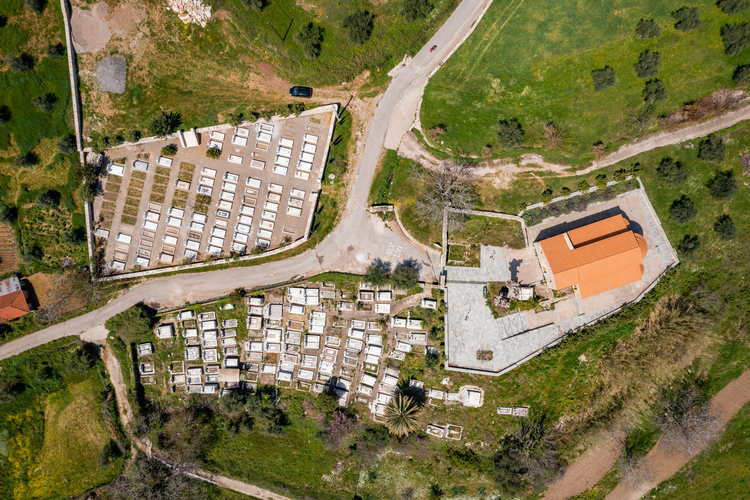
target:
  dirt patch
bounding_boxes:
[0,222,21,274]
[109,3,147,38]
[211,9,232,21]
[71,7,111,53]
[95,56,127,94]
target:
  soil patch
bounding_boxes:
[661,89,749,130]
[71,7,111,53]
[0,222,21,274]
[96,56,127,94]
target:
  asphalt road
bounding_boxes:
[0,0,493,361]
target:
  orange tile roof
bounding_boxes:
[0,290,30,322]
[539,215,648,298]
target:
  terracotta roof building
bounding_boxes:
[539,215,648,298]
[0,277,31,322]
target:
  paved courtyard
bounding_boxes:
[445,188,677,376]
[92,106,336,272]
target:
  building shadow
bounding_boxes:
[533,207,630,243]
[19,278,39,310]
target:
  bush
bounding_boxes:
[36,189,61,208]
[707,170,737,199]
[540,188,553,202]
[446,447,487,471]
[7,54,34,72]
[294,23,324,59]
[161,144,178,156]
[46,43,65,59]
[57,135,77,155]
[316,389,340,414]
[717,0,750,15]
[577,179,590,192]
[402,0,433,22]
[733,64,750,85]
[677,234,701,257]
[242,0,266,11]
[671,7,701,32]
[595,173,608,189]
[25,0,47,13]
[636,18,660,39]
[0,15,6,28]
[634,50,660,79]
[0,205,18,223]
[643,79,667,103]
[714,214,737,240]
[669,195,697,223]
[698,135,725,163]
[228,110,245,127]
[24,245,43,263]
[64,228,87,246]
[148,110,181,137]
[32,93,57,113]
[425,351,440,369]
[105,304,157,343]
[721,23,750,55]
[497,118,524,147]
[206,147,221,159]
[656,157,686,186]
[343,11,375,44]
[592,66,615,91]
[14,152,38,168]
[124,129,141,143]
[0,105,11,126]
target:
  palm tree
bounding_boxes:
[384,394,422,437]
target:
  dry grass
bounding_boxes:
[149,194,165,204]
[131,171,147,180]
[124,197,141,207]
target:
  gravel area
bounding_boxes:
[95,56,127,94]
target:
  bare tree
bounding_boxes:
[108,456,204,500]
[655,383,720,456]
[413,159,476,231]
[506,414,565,487]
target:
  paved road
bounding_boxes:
[0,0,493,361]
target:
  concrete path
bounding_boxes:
[605,370,750,500]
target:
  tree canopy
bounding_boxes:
[294,23,324,59]
[343,11,375,44]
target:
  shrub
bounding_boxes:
[46,43,65,59]
[124,129,141,143]
[592,66,615,91]
[425,351,440,369]
[161,144,178,156]
[671,7,701,32]
[698,135,725,163]
[656,157,686,186]
[24,245,43,263]
[540,188,553,202]
[0,105,11,126]
[148,110,181,137]
[315,389,340,414]
[392,259,420,289]
[36,189,61,208]
[707,170,737,199]
[636,18,660,39]
[717,0,750,15]
[64,228,87,246]
[32,93,57,113]
[294,23,324,59]
[669,195,697,223]
[446,446,487,471]
[721,23,750,55]
[57,135,77,155]
[714,214,737,240]
[577,179,590,192]
[228,110,245,127]
[228,287,245,302]
[25,0,47,13]
[343,11,375,44]
[634,50,660,79]
[677,234,701,257]
[643,79,667,103]
[242,0,266,11]
[7,54,34,72]
[402,0,433,22]
[733,64,750,85]
[497,118,524,147]
[595,173,608,189]
[0,205,18,223]
[0,15,6,28]
[206,147,221,159]
[14,152,38,168]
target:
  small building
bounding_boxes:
[538,214,648,298]
[248,296,264,306]
[185,346,201,361]
[310,311,326,334]
[376,290,392,302]
[374,303,391,314]
[407,318,423,329]
[156,324,175,339]
[408,332,427,345]
[289,303,305,315]
[140,362,155,375]
[178,310,195,321]
[178,128,200,148]
[391,317,407,328]
[420,298,438,310]
[466,390,482,407]
[137,342,153,357]
[304,334,321,349]
[247,315,263,330]
[359,291,374,302]
[429,389,445,401]
[265,303,283,321]
[218,368,240,383]
[0,277,31,322]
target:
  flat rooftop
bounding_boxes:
[445,189,677,376]
[93,106,336,273]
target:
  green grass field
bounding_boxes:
[421,0,750,162]
[82,0,458,135]
[0,339,125,500]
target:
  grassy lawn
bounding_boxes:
[451,214,525,248]
[421,0,750,162]
[0,338,125,500]
[648,402,750,500]
[80,0,459,136]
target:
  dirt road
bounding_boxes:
[543,431,625,500]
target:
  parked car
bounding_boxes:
[289,86,313,98]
